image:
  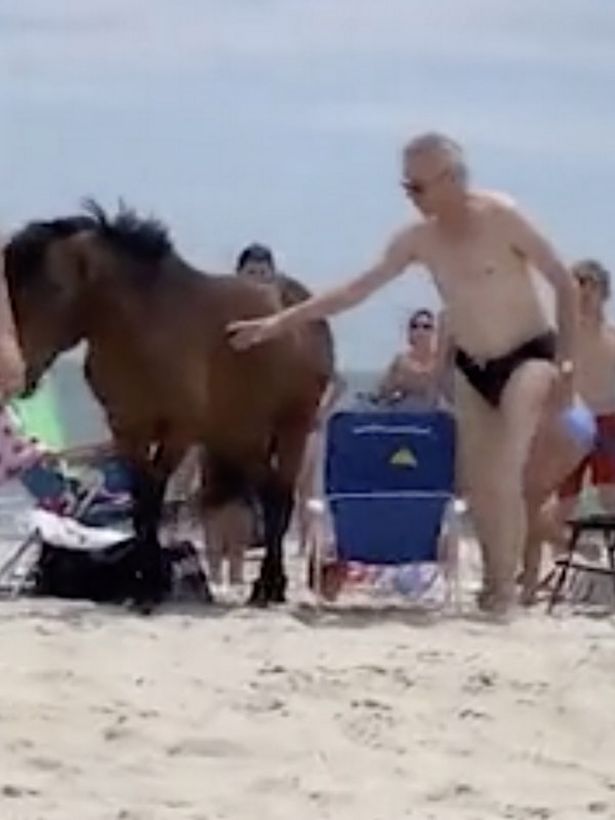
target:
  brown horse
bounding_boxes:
[5,202,334,610]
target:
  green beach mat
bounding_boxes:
[10,377,67,450]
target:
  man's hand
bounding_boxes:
[548,360,575,412]
[227,315,280,351]
[554,367,575,409]
[0,333,25,400]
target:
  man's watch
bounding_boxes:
[558,359,575,377]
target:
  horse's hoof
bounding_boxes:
[270,577,287,604]
[248,576,287,606]
[130,580,164,615]
[248,580,269,608]
[129,597,158,616]
[199,582,215,605]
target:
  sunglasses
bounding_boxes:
[575,275,606,295]
[401,166,451,197]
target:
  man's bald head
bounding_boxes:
[403,132,468,185]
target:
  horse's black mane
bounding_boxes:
[82,199,173,263]
[4,200,175,289]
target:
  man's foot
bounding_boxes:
[476,587,516,619]
[519,587,538,607]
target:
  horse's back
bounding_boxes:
[200,272,333,428]
[87,266,333,455]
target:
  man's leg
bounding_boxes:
[457,362,556,613]
[455,374,506,606]
[591,415,615,513]
[520,419,589,604]
[228,502,251,585]
[294,431,320,555]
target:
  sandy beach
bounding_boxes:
[2,545,615,820]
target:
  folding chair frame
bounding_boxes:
[548,514,615,612]
[306,495,463,611]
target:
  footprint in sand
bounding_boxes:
[27,755,75,774]
[425,782,477,802]
[257,663,287,676]
[351,697,394,715]
[390,668,416,689]
[502,806,552,819]
[462,670,497,693]
[6,738,34,753]
[416,650,449,664]
[103,714,133,742]
[458,707,492,721]
[249,774,301,795]
[587,802,609,815]
[166,737,248,759]
[242,692,288,715]
[2,783,41,798]
[162,799,193,810]
[338,700,397,748]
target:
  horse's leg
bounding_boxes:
[125,440,185,612]
[129,460,167,611]
[251,419,311,606]
[250,474,295,605]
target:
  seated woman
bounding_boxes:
[375,308,440,409]
[0,405,123,518]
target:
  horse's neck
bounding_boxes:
[84,260,190,332]
[82,262,220,363]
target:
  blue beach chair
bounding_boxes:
[309,408,459,604]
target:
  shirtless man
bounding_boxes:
[227,132,578,615]
[0,231,25,400]
[557,260,615,514]
[433,306,594,606]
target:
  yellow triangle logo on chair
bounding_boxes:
[390,446,416,467]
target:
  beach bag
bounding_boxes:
[23,510,210,603]
[31,538,212,603]
[32,537,160,602]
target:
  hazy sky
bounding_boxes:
[1,0,613,369]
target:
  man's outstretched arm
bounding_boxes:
[227,225,421,350]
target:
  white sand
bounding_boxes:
[1,550,615,820]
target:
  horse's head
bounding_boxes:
[5,200,174,396]
[4,215,97,394]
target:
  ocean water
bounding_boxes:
[49,353,110,446]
